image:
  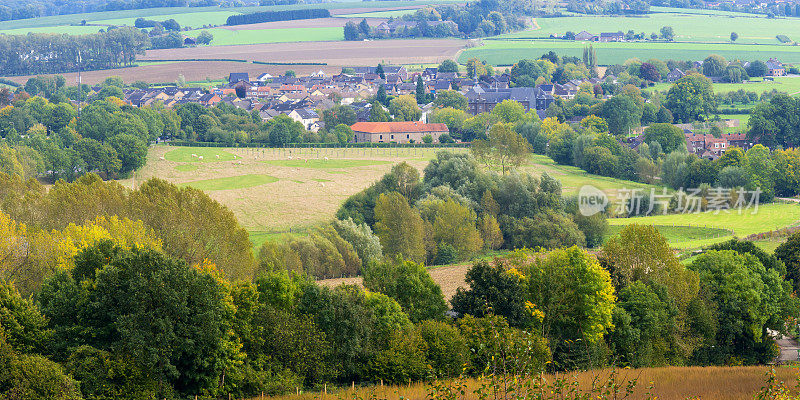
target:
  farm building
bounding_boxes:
[574,30,597,41]
[598,32,624,42]
[350,121,448,143]
[766,58,786,76]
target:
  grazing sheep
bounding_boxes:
[215,155,220,159]
[198,156,203,160]
[159,156,165,160]
[288,156,293,160]
[319,182,325,187]
[324,157,329,161]
[191,154,198,157]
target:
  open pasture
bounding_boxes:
[195,26,344,46]
[522,154,660,202]
[183,174,279,191]
[163,147,236,162]
[126,145,468,238]
[608,202,800,249]
[0,25,106,35]
[648,77,800,96]
[460,40,800,65]
[508,12,800,44]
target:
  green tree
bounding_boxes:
[363,257,447,322]
[642,123,686,153]
[519,246,616,370]
[196,30,213,45]
[389,95,421,121]
[331,123,353,145]
[664,73,716,122]
[451,259,528,328]
[703,54,728,77]
[433,90,468,110]
[774,232,800,293]
[38,243,240,397]
[471,123,531,174]
[368,101,390,122]
[660,25,675,40]
[490,99,527,123]
[344,21,359,40]
[602,94,642,136]
[438,59,459,73]
[689,250,798,364]
[374,192,426,263]
[415,76,427,105]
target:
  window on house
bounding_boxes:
[379,135,383,140]
[407,134,410,139]
[391,135,394,140]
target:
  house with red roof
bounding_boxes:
[350,121,448,143]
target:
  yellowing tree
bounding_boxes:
[374,192,426,263]
[471,123,531,174]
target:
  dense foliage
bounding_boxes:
[0,28,148,76]
[226,8,330,26]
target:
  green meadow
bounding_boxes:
[0,25,106,35]
[608,202,800,249]
[648,77,800,95]
[164,147,237,163]
[198,26,343,45]
[460,40,800,65]
[262,159,392,169]
[92,11,239,28]
[508,12,800,44]
[183,174,279,191]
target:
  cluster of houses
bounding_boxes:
[662,57,787,83]
[119,65,618,142]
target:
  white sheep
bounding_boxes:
[319,182,325,187]
[288,156,293,160]
[198,156,203,160]
[215,155,220,159]
[191,153,198,157]
[324,156,329,161]
[159,156,165,160]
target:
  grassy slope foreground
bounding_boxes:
[262,366,800,400]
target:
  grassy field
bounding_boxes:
[183,174,279,191]
[336,9,416,18]
[262,366,799,400]
[92,11,238,28]
[606,224,732,244]
[0,25,106,35]
[521,154,660,202]
[460,40,800,65]
[648,76,800,95]
[126,145,469,239]
[0,0,456,33]
[196,26,343,45]
[608,202,800,249]
[510,12,800,44]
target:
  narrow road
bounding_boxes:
[776,335,800,363]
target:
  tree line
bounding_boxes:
[0,27,148,76]
[0,79,181,182]
[225,8,330,26]
[3,170,799,397]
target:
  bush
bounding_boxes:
[434,243,458,265]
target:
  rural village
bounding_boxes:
[8,0,800,399]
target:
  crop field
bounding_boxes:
[608,202,800,249]
[263,366,799,400]
[460,40,800,65]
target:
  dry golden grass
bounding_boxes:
[257,366,800,400]
[123,145,467,235]
[318,261,472,303]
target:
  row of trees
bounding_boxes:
[225,8,330,26]
[5,217,798,398]
[0,83,179,181]
[0,27,149,76]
